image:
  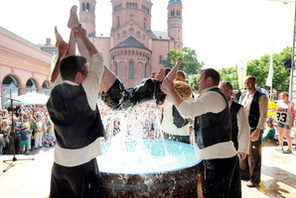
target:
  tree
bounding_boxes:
[270,47,291,93]
[189,74,199,91]
[246,47,291,95]
[162,47,204,75]
[218,66,239,90]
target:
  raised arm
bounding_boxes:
[50,27,68,83]
[160,57,184,107]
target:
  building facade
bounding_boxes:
[0,27,52,107]
[79,0,183,87]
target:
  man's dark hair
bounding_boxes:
[246,75,256,82]
[202,68,220,85]
[60,55,87,81]
[165,67,171,76]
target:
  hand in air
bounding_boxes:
[160,78,174,96]
[72,25,86,38]
[155,69,166,81]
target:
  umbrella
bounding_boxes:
[4,92,49,106]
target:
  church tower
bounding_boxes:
[79,0,96,37]
[167,0,183,51]
[110,0,152,48]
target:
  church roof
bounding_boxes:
[152,31,172,40]
[169,0,182,4]
[112,36,150,51]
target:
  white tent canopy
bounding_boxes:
[4,92,49,106]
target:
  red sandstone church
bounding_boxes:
[0,0,183,107]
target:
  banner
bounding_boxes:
[266,55,273,87]
[237,61,247,90]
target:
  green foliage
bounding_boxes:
[162,47,204,75]
[271,47,291,93]
[218,67,239,90]
[216,47,291,96]
[188,74,199,91]
[246,47,291,94]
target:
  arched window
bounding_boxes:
[115,62,118,75]
[26,78,37,93]
[171,10,175,16]
[42,81,50,95]
[159,55,163,64]
[116,16,120,28]
[143,18,147,30]
[144,63,147,78]
[86,3,90,12]
[129,61,134,79]
[2,75,19,104]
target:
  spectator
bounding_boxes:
[34,114,44,149]
[44,129,55,147]
[276,92,295,154]
[262,118,276,143]
[20,122,31,155]
[219,81,250,159]
[239,75,268,187]
[1,119,12,154]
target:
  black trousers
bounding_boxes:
[239,131,262,184]
[49,159,103,198]
[203,156,241,198]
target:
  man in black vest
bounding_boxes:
[47,8,167,197]
[161,67,241,197]
[219,81,249,158]
[47,25,106,197]
[239,76,268,187]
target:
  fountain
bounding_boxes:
[97,101,203,197]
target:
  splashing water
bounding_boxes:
[97,101,200,174]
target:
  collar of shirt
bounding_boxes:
[199,85,218,96]
[63,80,79,86]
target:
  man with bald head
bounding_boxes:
[239,75,268,187]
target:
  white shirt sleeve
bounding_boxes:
[82,53,104,110]
[257,94,268,130]
[177,89,226,118]
[237,106,250,154]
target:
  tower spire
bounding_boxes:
[79,0,96,37]
[167,0,183,51]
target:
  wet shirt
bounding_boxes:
[176,86,237,160]
[50,53,104,167]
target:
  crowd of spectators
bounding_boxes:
[0,104,55,155]
[0,98,194,156]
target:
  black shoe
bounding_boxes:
[246,180,259,188]
[283,149,292,154]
